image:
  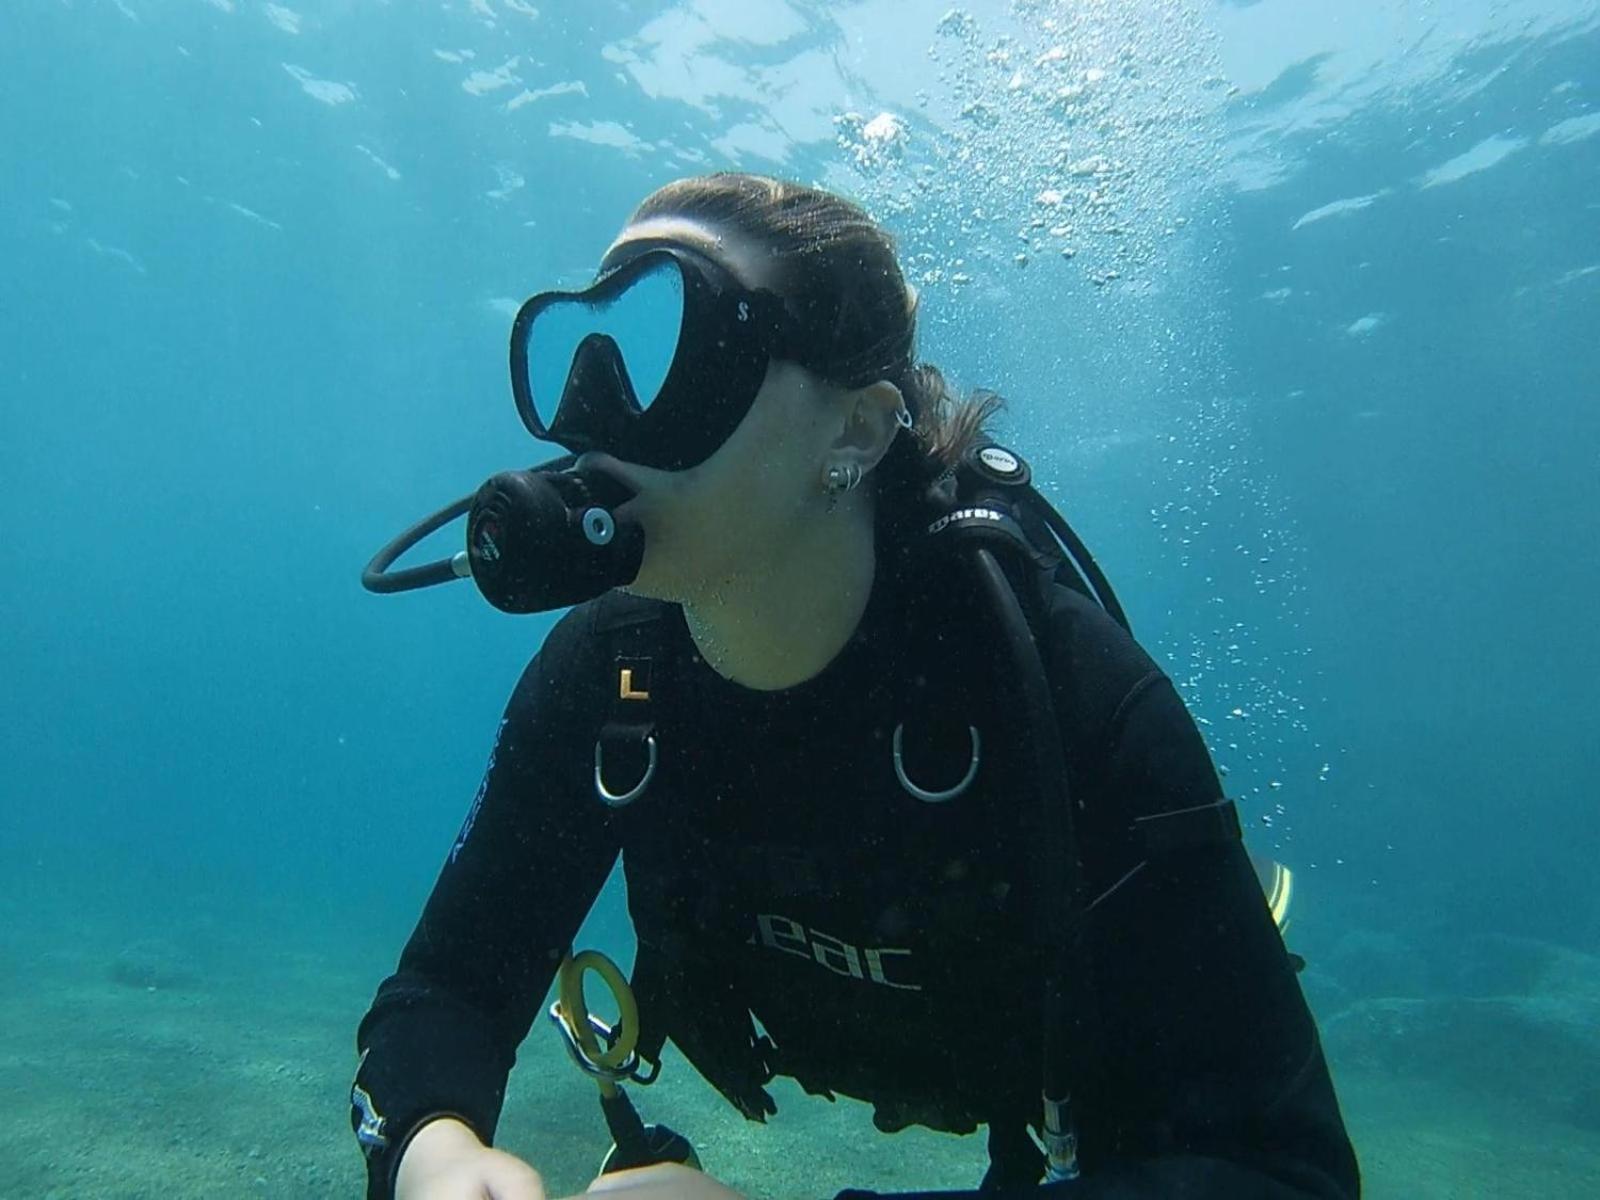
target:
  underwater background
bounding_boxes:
[2,0,1597,1196]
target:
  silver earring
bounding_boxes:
[894,404,914,430]
[824,462,861,512]
[825,463,861,493]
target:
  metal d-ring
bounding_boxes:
[594,734,657,807]
[892,723,981,803]
[547,1005,644,1083]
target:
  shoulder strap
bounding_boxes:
[917,445,1250,1186]
[585,594,781,1120]
[925,449,1244,863]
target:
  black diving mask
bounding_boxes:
[363,245,802,613]
[510,244,798,472]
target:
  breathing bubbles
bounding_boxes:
[841,1,1226,304]
[834,111,910,172]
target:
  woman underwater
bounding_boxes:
[352,173,1360,1200]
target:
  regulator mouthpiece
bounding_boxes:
[467,466,643,613]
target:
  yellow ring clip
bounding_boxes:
[552,950,639,1100]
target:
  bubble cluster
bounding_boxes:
[833,110,910,172]
[837,1,1226,300]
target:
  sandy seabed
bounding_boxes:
[3,891,1596,1200]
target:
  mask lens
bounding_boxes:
[523,258,686,432]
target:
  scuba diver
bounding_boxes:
[351,173,1360,1200]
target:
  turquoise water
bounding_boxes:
[2,1,1597,1196]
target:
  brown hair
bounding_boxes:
[630,173,1004,539]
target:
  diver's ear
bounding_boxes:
[829,380,906,477]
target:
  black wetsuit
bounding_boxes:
[352,563,1360,1200]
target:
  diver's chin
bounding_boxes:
[616,567,678,605]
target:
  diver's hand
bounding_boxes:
[576,1163,747,1199]
[396,1116,547,1199]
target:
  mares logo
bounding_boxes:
[926,507,1004,536]
[752,913,921,991]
